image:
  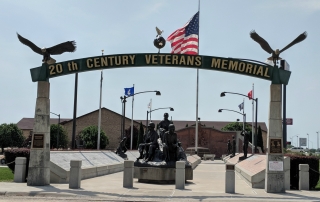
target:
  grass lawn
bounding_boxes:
[0,167,14,182]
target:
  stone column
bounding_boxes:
[299,164,309,190]
[225,164,235,193]
[175,161,185,189]
[123,160,134,188]
[27,81,51,186]
[265,84,285,193]
[69,160,82,189]
[14,157,27,183]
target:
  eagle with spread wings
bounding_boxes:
[250,30,307,65]
[17,33,76,64]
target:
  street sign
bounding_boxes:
[299,138,307,147]
[286,118,293,125]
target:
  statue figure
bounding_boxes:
[115,137,127,155]
[231,135,236,157]
[162,124,179,162]
[136,122,159,162]
[227,139,232,155]
[242,131,249,158]
[158,113,172,141]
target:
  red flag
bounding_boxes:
[167,12,199,55]
[248,90,252,100]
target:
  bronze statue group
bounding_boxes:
[227,131,250,159]
[136,113,187,164]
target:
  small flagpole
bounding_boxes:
[252,83,254,154]
[97,50,104,150]
[242,98,245,131]
[130,84,134,150]
[150,99,152,121]
[195,0,200,154]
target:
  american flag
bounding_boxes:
[167,12,199,55]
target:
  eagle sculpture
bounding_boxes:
[17,33,76,64]
[154,27,166,52]
[250,30,307,65]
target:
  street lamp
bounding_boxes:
[221,91,258,153]
[50,112,60,149]
[146,107,174,130]
[218,109,246,132]
[121,90,161,150]
[296,135,299,147]
[307,133,309,149]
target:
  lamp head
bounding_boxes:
[156,91,161,96]
[170,107,174,111]
[220,92,226,97]
[218,109,222,113]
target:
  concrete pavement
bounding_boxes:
[0,160,319,201]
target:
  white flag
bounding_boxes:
[148,99,152,109]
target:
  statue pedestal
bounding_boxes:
[134,165,193,183]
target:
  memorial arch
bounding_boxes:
[28,53,289,192]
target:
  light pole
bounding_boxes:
[317,131,319,151]
[221,91,258,153]
[149,107,174,122]
[50,112,60,149]
[121,90,161,150]
[218,109,246,131]
[307,133,309,149]
[308,140,313,149]
[297,135,299,147]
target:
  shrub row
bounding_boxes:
[4,148,30,182]
[285,154,319,190]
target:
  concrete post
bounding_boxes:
[14,157,27,183]
[27,81,51,186]
[299,164,309,190]
[175,161,185,189]
[265,84,285,193]
[284,157,290,190]
[69,160,82,189]
[123,160,134,188]
[225,164,235,193]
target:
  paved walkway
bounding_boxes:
[0,160,319,201]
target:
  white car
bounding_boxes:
[287,147,305,153]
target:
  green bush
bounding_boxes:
[50,124,68,149]
[285,154,319,190]
[0,123,25,152]
[79,126,109,149]
[4,148,30,182]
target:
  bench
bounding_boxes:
[203,154,215,160]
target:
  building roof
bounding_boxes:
[17,117,72,130]
[136,120,268,132]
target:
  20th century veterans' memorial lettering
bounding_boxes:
[30,53,291,84]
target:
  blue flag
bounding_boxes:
[124,87,134,96]
[238,102,244,111]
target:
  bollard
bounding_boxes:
[14,157,27,183]
[123,160,134,188]
[175,161,185,189]
[69,160,82,189]
[225,164,235,193]
[299,164,309,190]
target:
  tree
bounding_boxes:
[137,122,144,147]
[0,123,25,152]
[124,125,139,149]
[256,125,264,152]
[221,122,252,132]
[79,126,109,149]
[50,124,69,149]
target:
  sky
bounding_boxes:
[1,0,319,148]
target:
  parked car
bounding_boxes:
[287,147,305,153]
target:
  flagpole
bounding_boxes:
[195,0,200,154]
[130,84,134,150]
[97,50,104,150]
[242,98,245,131]
[252,83,255,154]
[150,99,152,121]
